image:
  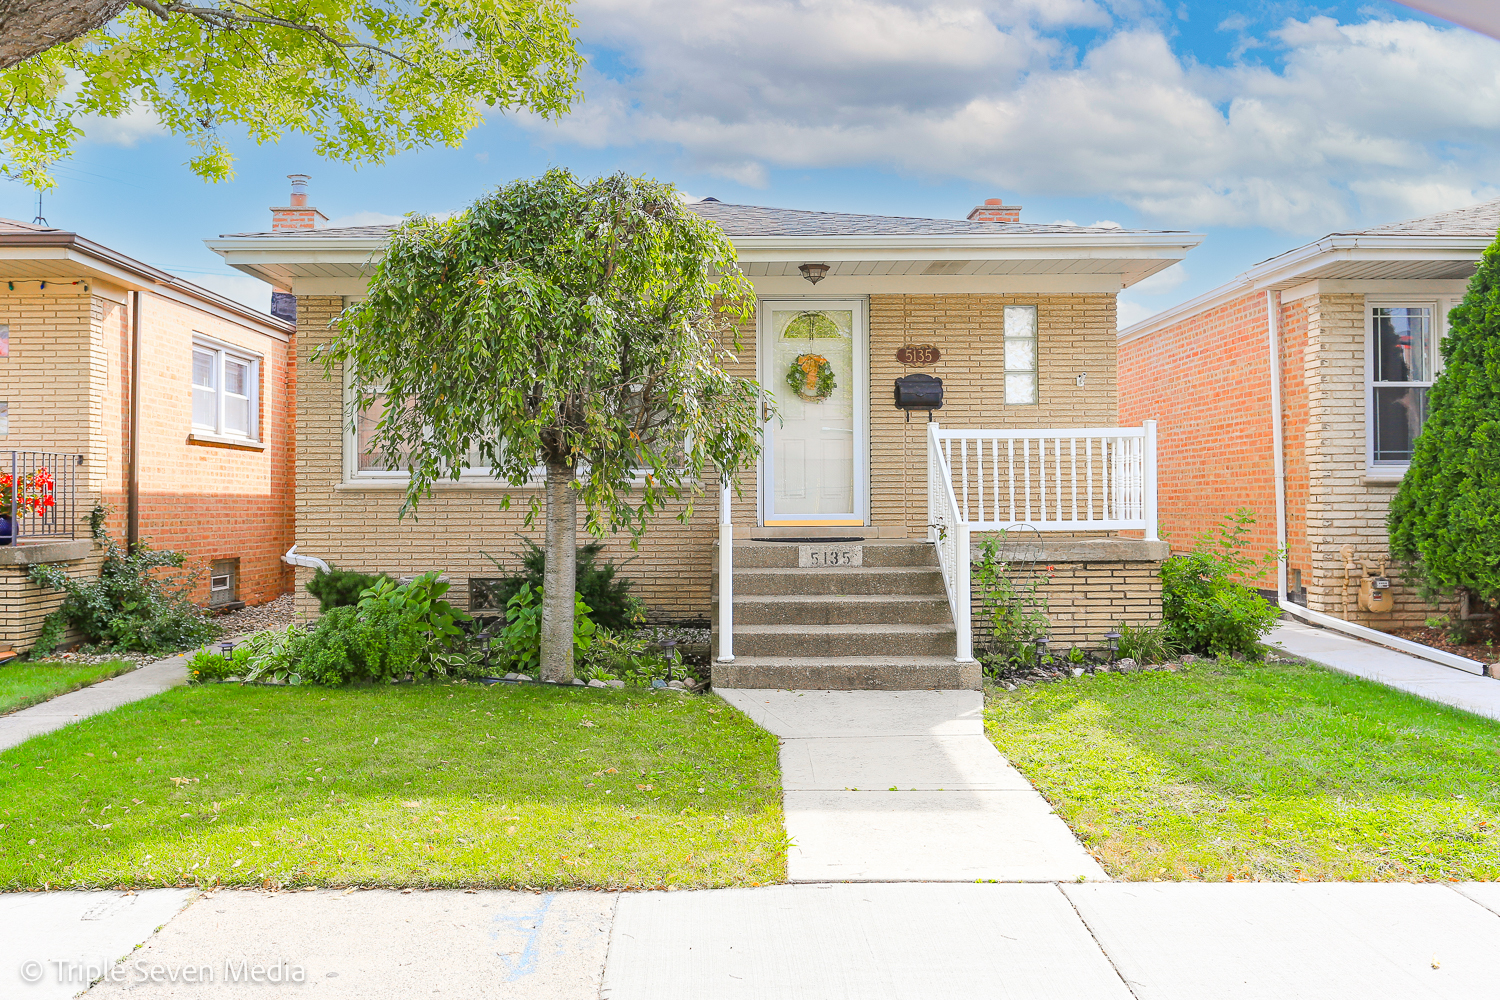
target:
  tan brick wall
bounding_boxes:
[296,291,1130,624]
[0,552,104,652]
[969,559,1163,652]
[1300,293,1433,628]
[871,293,1119,536]
[0,278,292,650]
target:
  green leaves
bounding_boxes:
[1159,509,1281,658]
[323,168,763,538]
[2,0,582,187]
[1390,234,1500,613]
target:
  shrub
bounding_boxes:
[1159,509,1281,659]
[971,533,1052,660]
[499,584,596,673]
[1112,621,1180,665]
[1389,234,1500,630]
[482,541,644,631]
[580,627,674,682]
[187,645,251,684]
[305,566,390,612]
[28,512,220,656]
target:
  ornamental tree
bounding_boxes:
[1389,232,1500,625]
[324,169,765,683]
[0,0,580,187]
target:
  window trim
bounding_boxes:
[1364,298,1449,473]
[191,335,261,442]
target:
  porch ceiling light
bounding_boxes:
[798,262,830,285]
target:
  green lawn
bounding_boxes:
[985,658,1500,882]
[0,660,137,716]
[0,683,784,891]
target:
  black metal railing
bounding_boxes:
[2,451,83,545]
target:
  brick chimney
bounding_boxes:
[270,174,328,231]
[967,198,1022,224]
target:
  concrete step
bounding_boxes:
[717,594,953,626]
[730,539,937,569]
[730,623,956,659]
[711,656,980,691]
[729,566,946,597]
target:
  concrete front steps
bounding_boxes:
[711,538,978,690]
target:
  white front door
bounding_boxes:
[761,299,867,526]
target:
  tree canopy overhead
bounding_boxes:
[1389,232,1500,621]
[0,0,581,187]
[324,168,766,681]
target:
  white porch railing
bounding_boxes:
[716,477,734,663]
[927,420,1158,662]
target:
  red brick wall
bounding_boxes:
[1118,291,1286,579]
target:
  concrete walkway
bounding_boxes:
[0,653,190,752]
[1268,622,1500,722]
[716,688,1106,882]
[14,882,1500,999]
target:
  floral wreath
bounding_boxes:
[787,353,836,402]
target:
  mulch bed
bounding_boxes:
[1390,626,1500,664]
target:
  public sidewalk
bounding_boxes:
[0,653,190,753]
[1267,621,1500,722]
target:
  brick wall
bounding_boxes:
[0,279,292,650]
[871,293,1120,536]
[295,291,1138,626]
[969,558,1163,651]
[1119,288,1439,631]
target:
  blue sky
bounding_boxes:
[2,0,1496,328]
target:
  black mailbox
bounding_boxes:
[894,373,944,410]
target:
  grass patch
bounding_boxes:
[1,660,137,716]
[0,683,784,891]
[985,657,1500,881]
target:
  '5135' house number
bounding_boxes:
[896,344,941,365]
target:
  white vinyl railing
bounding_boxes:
[717,477,734,663]
[928,420,1158,662]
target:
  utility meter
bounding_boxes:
[1358,575,1394,614]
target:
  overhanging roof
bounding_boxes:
[205,205,1203,292]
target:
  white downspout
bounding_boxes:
[1265,291,1486,675]
[282,545,330,574]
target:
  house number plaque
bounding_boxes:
[896,344,941,365]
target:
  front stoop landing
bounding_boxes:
[711,539,977,690]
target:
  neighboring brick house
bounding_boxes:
[0,219,294,652]
[1119,198,1499,633]
[208,183,1201,689]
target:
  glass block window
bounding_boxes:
[1003,305,1038,405]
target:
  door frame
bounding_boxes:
[757,296,870,527]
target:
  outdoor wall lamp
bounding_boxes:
[798,263,829,285]
[1104,631,1121,664]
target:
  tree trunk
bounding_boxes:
[540,461,577,684]
[0,0,129,70]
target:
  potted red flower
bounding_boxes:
[0,467,56,545]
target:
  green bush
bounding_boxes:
[186,645,251,684]
[305,566,391,612]
[498,584,596,674]
[482,541,643,631]
[971,533,1051,659]
[1390,233,1500,628]
[580,627,674,683]
[1159,509,1281,659]
[28,513,220,656]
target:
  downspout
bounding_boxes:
[126,290,142,550]
[1266,289,1486,675]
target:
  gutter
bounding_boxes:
[127,290,141,550]
[1263,290,1487,676]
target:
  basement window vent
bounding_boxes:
[208,558,239,607]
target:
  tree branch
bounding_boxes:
[126,0,415,67]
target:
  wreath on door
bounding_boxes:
[787,353,836,402]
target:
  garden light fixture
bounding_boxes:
[1033,635,1049,666]
[1104,631,1121,664]
[220,641,234,661]
[798,263,829,285]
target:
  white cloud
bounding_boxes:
[526,5,1500,233]
[1126,261,1187,295]
[1116,298,1157,330]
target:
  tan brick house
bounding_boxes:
[0,219,294,652]
[209,186,1200,688]
[1119,198,1499,639]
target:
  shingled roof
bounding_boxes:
[218,201,1179,240]
[1342,197,1500,237]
